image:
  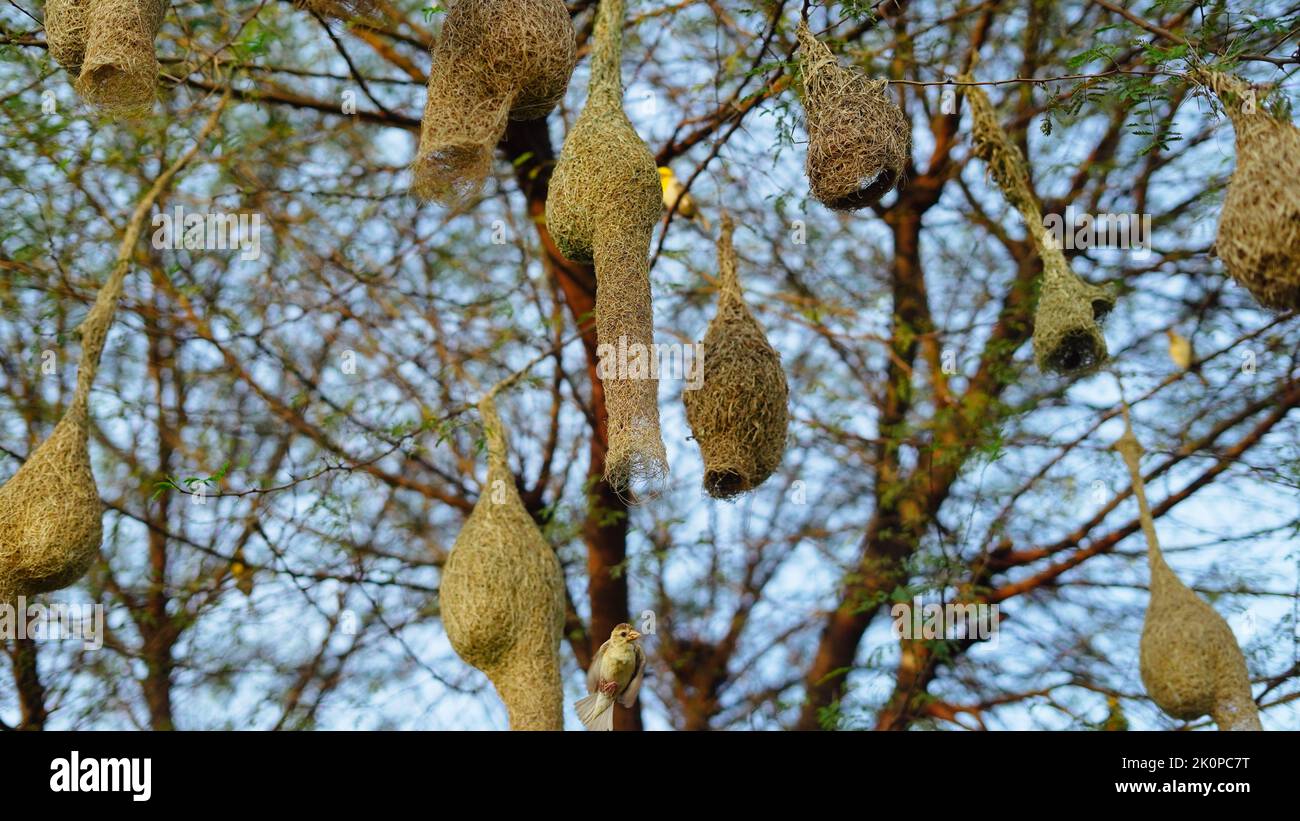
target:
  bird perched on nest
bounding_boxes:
[574,623,645,731]
[658,166,711,231]
[1165,328,1210,387]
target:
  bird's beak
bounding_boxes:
[628,630,641,642]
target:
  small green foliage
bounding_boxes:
[1140,42,1188,64]
[230,20,279,62]
[837,0,879,22]
[816,699,844,730]
[151,461,231,501]
[1066,43,1120,70]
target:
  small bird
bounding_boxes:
[1165,328,1210,387]
[574,623,645,731]
[230,551,255,597]
[658,166,711,231]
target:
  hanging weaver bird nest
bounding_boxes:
[75,0,166,119]
[0,260,129,605]
[683,215,789,499]
[1194,70,1300,311]
[962,75,1114,376]
[795,21,910,211]
[546,0,667,492]
[1032,258,1115,375]
[412,0,577,203]
[0,411,101,606]
[1116,419,1262,731]
[439,395,567,730]
[44,0,90,73]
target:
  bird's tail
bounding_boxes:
[695,212,712,232]
[574,693,615,731]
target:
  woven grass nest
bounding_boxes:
[795,21,910,211]
[413,0,577,203]
[1196,70,1300,311]
[683,215,789,499]
[962,75,1114,376]
[45,0,90,73]
[1116,423,1261,731]
[65,0,167,119]
[0,263,128,606]
[439,395,567,730]
[546,0,667,492]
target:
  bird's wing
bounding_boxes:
[587,640,610,694]
[618,643,647,708]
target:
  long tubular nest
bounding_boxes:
[545,0,667,493]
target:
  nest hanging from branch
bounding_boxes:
[438,395,567,730]
[1195,69,1300,311]
[0,256,131,605]
[545,0,667,492]
[412,0,577,203]
[75,0,166,119]
[0,94,224,608]
[1033,258,1115,375]
[962,75,1113,375]
[45,0,91,73]
[0,412,101,607]
[683,215,789,499]
[795,21,910,211]
[1116,415,1262,731]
